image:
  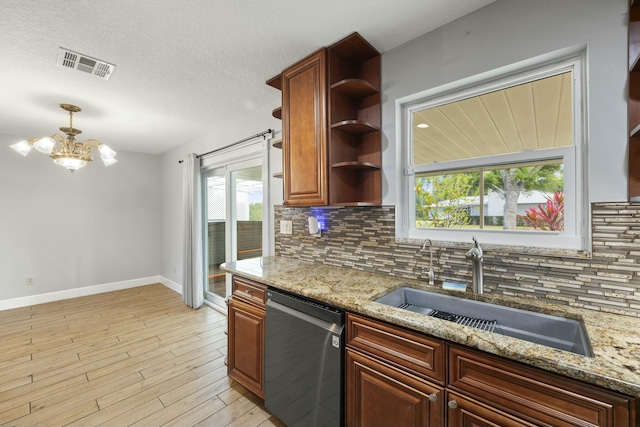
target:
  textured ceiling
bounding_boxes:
[413,72,573,165]
[0,0,494,155]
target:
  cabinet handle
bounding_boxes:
[448,400,458,409]
[428,393,438,402]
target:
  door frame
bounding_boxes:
[201,140,270,310]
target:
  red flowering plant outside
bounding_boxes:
[519,192,564,231]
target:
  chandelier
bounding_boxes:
[10,104,117,172]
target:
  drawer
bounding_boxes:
[448,345,635,427]
[232,276,267,307]
[346,313,445,384]
[445,390,537,427]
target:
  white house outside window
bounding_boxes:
[397,47,588,251]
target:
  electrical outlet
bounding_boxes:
[26,276,34,286]
[280,220,293,235]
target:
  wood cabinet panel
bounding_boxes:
[448,345,635,427]
[232,276,266,306]
[227,298,265,399]
[347,313,445,385]
[282,49,328,206]
[446,390,537,427]
[346,348,444,427]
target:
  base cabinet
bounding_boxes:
[346,349,444,427]
[346,313,637,427]
[227,277,267,399]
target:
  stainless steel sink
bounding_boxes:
[375,287,593,357]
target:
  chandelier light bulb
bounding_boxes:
[9,140,33,156]
[99,144,116,159]
[33,136,55,154]
[53,157,88,172]
[102,157,118,166]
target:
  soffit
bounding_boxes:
[413,72,572,165]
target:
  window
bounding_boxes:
[398,48,587,251]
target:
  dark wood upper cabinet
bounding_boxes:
[281,49,328,206]
[268,32,382,206]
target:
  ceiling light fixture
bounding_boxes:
[417,123,429,128]
[10,104,117,173]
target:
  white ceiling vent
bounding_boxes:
[56,48,116,80]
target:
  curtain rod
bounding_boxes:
[178,128,273,163]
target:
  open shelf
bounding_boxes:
[331,79,378,98]
[266,74,282,90]
[331,120,379,135]
[332,161,381,170]
[272,139,282,149]
[272,107,282,120]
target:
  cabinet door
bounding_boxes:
[446,390,537,427]
[227,298,264,398]
[346,348,443,427]
[282,49,328,206]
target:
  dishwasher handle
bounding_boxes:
[267,298,344,336]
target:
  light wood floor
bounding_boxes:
[0,284,284,427]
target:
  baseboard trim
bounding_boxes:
[0,276,166,311]
[159,276,183,295]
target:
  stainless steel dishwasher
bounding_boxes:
[265,288,344,427]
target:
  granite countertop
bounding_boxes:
[221,256,640,397]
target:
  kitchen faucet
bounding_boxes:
[421,239,435,285]
[465,236,484,294]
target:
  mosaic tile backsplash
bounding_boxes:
[274,203,640,318]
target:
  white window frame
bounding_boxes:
[200,138,271,309]
[396,45,589,252]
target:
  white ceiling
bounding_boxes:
[0,0,494,155]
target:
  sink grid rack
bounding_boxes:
[398,303,497,333]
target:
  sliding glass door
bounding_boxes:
[203,157,264,308]
[204,167,227,301]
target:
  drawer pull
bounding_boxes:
[448,400,458,409]
[428,393,438,402]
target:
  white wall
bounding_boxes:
[381,0,628,204]
[0,133,161,300]
[159,101,282,285]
